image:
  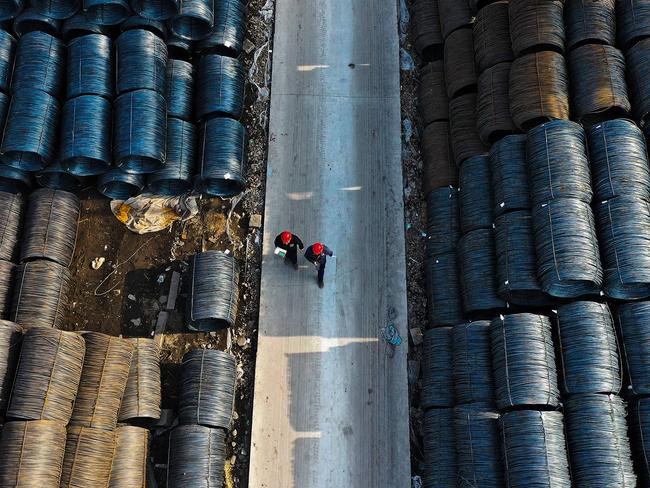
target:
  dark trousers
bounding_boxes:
[286,246,298,265]
[317,261,326,284]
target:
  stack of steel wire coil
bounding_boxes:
[118,337,161,425]
[421,327,455,409]
[451,321,495,405]
[0,320,21,414]
[0,191,23,317]
[108,425,149,488]
[167,424,227,488]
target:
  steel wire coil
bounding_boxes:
[186,250,239,331]
[596,196,650,299]
[147,117,195,195]
[31,0,78,19]
[421,122,457,194]
[11,31,63,97]
[476,62,517,144]
[0,29,14,94]
[488,134,529,216]
[452,321,495,405]
[62,11,107,41]
[194,0,246,56]
[499,410,571,488]
[449,93,488,166]
[444,27,477,99]
[490,313,560,409]
[617,0,650,50]
[108,425,148,488]
[167,424,226,488]
[13,8,61,37]
[618,301,650,395]
[509,51,570,130]
[0,164,32,193]
[196,117,246,196]
[422,408,456,488]
[66,34,113,99]
[0,320,20,412]
[459,155,493,233]
[0,191,24,263]
[473,1,514,73]
[411,0,443,60]
[0,89,8,132]
[425,252,464,326]
[508,0,565,56]
[60,95,112,177]
[178,349,235,429]
[0,262,15,319]
[564,394,636,487]
[84,0,130,25]
[425,185,459,256]
[116,29,167,95]
[0,0,22,21]
[438,0,472,40]
[118,337,161,424]
[565,0,615,50]
[0,88,60,171]
[494,210,549,307]
[166,58,193,121]
[36,162,89,192]
[196,53,244,121]
[97,168,145,199]
[625,37,650,125]
[7,327,84,422]
[61,425,116,488]
[417,62,448,126]
[121,15,167,38]
[71,332,135,431]
[629,397,650,484]
[454,404,503,487]
[114,89,167,174]
[10,260,72,329]
[166,33,192,59]
[130,0,177,20]
[170,0,213,41]
[0,420,66,488]
[20,188,80,267]
[420,327,454,409]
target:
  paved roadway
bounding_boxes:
[248,0,410,485]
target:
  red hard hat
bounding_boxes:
[312,242,324,255]
[280,231,292,245]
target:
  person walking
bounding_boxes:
[305,242,333,288]
[274,230,304,269]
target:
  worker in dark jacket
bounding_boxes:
[305,242,333,288]
[274,230,304,269]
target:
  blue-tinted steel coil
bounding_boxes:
[422,408,456,488]
[195,0,246,56]
[449,92,489,166]
[114,89,166,174]
[0,29,15,93]
[564,394,636,487]
[489,134,530,216]
[116,29,167,95]
[425,252,464,326]
[617,301,650,395]
[0,0,22,21]
[31,0,78,19]
[60,95,111,177]
[97,168,144,199]
[147,118,195,195]
[0,90,9,131]
[84,0,131,25]
[66,33,113,99]
[565,0,616,50]
[196,117,246,196]
[36,162,89,192]
[170,0,213,41]
[586,118,650,201]
[11,31,64,98]
[129,0,178,21]
[166,34,192,60]
[473,1,513,73]
[167,425,226,488]
[595,196,650,299]
[0,88,59,171]
[627,37,650,125]
[120,14,167,38]
[555,301,622,396]
[452,321,495,405]
[494,210,549,307]
[476,62,517,145]
[0,164,32,193]
[617,0,650,50]
[508,0,565,56]
[425,186,459,256]
[13,8,61,37]
[165,58,193,121]
[0,190,23,262]
[421,327,454,409]
[526,120,592,206]
[196,53,244,121]
[490,313,560,410]
[629,397,650,485]
[499,410,571,488]
[459,155,493,234]
[61,11,107,41]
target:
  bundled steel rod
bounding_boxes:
[196,53,244,121]
[449,93,488,166]
[116,29,167,95]
[421,327,454,409]
[425,185,459,256]
[108,425,149,488]
[130,0,178,20]
[473,1,513,74]
[459,155,493,234]
[66,33,113,99]
[170,0,213,41]
[0,320,20,413]
[37,162,89,192]
[452,321,494,405]
[617,301,650,395]
[147,118,196,195]
[0,420,66,488]
[84,0,131,25]
[11,31,64,97]
[437,0,472,40]
[166,58,193,121]
[417,61,448,126]
[97,168,145,200]
[625,37,650,125]
[178,349,236,428]
[62,11,108,41]
[32,0,78,19]
[489,134,530,217]
[0,191,24,262]
[7,327,84,422]
[0,261,15,318]
[444,27,477,99]
[0,0,22,21]
[61,425,116,488]
[13,8,61,38]
[0,29,15,93]
[71,332,135,431]
[476,62,517,144]
[508,0,565,56]
[0,165,33,194]
[195,0,246,56]
[617,0,650,50]
[629,397,650,485]
[167,425,226,488]
[411,0,442,61]
[120,15,167,38]
[425,252,464,326]
[422,408,456,487]
[565,0,615,50]
[118,337,161,424]
[421,121,457,193]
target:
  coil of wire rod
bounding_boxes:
[61,426,116,488]
[565,0,615,50]
[526,120,591,205]
[508,0,565,56]
[438,0,472,40]
[66,34,113,99]
[166,58,193,121]
[114,89,167,174]
[595,196,650,299]
[444,27,477,99]
[452,321,495,405]
[0,191,23,262]
[170,0,213,40]
[411,0,443,61]
[0,0,22,21]
[618,301,650,395]
[617,0,650,50]
[420,328,454,409]
[422,408,456,487]
[11,31,63,97]
[116,29,167,95]
[509,51,570,130]
[421,122,457,194]
[488,135,529,216]
[0,29,14,94]
[118,337,161,424]
[167,424,226,488]
[499,410,571,487]
[449,93,488,166]
[13,8,61,37]
[36,162,89,192]
[454,404,503,487]
[0,420,66,488]
[630,397,650,484]
[0,261,14,318]
[147,118,196,196]
[130,0,177,20]
[71,332,134,431]
[0,165,32,193]
[625,37,650,125]
[564,394,636,487]
[31,0,77,19]
[0,320,20,412]
[473,2,513,74]
[121,14,167,38]
[97,168,145,199]
[490,313,560,409]
[108,425,148,488]
[418,62,448,126]
[425,186,459,256]
[166,33,192,59]
[84,0,130,25]
[194,0,246,56]
[7,327,84,422]
[197,117,246,196]
[555,301,621,396]
[459,155,493,234]
[477,62,517,144]
[425,252,464,326]
[20,188,80,267]
[196,53,244,121]
[178,349,236,428]
[62,11,108,41]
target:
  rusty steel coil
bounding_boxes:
[438,0,472,40]
[0,191,24,263]
[0,260,14,319]
[449,92,489,166]
[108,425,148,488]
[508,0,565,57]
[473,1,514,74]
[418,61,448,126]
[421,121,458,193]
[444,27,478,99]
[118,338,161,424]
[61,425,116,488]
[411,0,443,60]
[477,62,517,144]
[0,320,20,414]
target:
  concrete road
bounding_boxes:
[248,0,410,486]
